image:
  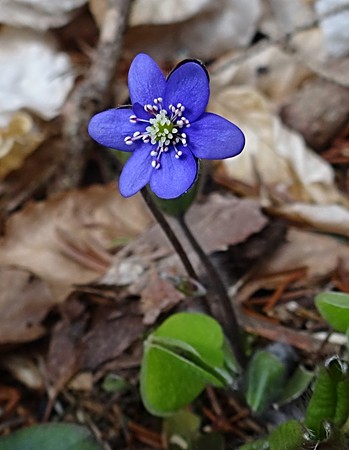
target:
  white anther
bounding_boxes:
[129,115,137,123]
[150,150,158,156]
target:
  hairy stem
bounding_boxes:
[177,214,247,370]
[141,188,198,281]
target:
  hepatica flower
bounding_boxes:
[88,53,245,199]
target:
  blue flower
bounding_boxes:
[88,53,245,199]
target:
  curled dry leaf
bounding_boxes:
[260,0,315,37]
[0,267,55,344]
[100,194,268,325]
[259,228,349,281]
[210,44,314,102]
[125,0,261,60]
[316,0,349,57]
[141,271,185,325]
[0,112,44,180]
[0,184,152,303]
[0,0,87,30]
[0,27,75,123]
[129,0,211,25]
[210,86,349,236]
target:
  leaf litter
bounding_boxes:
[0,0,349,447]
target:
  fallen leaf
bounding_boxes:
[0,27,75,122]
[141,271,185,325]
[270,203,349,238]
[101,194,267,286]
[0,267,55,344]
[210,86,349,236]
[258,227,349,281]
[0,184,152,302]
[316,0,349,57]
[126,0,261,60]
[0,0,87,30]
[80,314,146,371]
[0,112,44,180]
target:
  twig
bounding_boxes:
[177,215,247,370]
[54,0,132,191]
[141,188,199,281]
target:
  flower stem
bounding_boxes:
[141,188,198,281]
[177,214,247,370]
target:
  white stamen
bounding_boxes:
[129,97,191,169]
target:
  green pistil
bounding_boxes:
[146,110,178,146]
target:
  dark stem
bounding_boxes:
[141,188,198,281]
[177,214,247,370]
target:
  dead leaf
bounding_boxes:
[101,194,268,286]
[270,203,349,238]
[80,314,146,371]
[0,267,55,344]
[126,0,261,60]
[0,112,44,180]
[0,0,87,30]
[0,27,75,122]
[257,227,349,281]
[141,271,185,325]
[0,184,152,302]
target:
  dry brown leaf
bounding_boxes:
[209,86,349,236]
[0,112,44,180]
[102,194,268,284]
[258,227,349,281]
[0,267,55,344]
[125,0,261,60]
[141,271,185,325]
[0,184,152,302]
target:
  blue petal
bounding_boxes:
[163,61,210,122]
[188,113,245,160]
[119,145,153,197]
[88,108,145,151]
[128,54,166,106]
[150,148,197,199]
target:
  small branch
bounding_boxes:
[54,0,132,191]
[141,189,199,281]
[177,215,247,370]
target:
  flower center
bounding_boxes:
[124,98,190,169]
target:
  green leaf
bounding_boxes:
[163,409,200,450]
[245,349,286,414]
[268,420,308,450]
[0,423,102,450]
[305,357,349,440]
[140,313,231,416]
[315,292,349,333]
[153,312,224,368]
[278,365,314,406]
[238,438,269,450]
